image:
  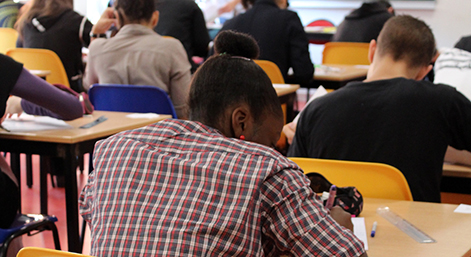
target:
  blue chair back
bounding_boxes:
[88,84,177,118]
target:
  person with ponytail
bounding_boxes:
[80,30,366,257]
[83,0,191,118]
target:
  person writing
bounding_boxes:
[84,0,191,119]
[288,15,471,203]
[80,31,366,256]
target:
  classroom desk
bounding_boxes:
[0,111,171,253]
[29,70,51,78]
[313,64,368,90]
[274,84,300,121]
[362,198,471,257]
[443,163,471,178]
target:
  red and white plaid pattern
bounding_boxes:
[79,119,365,256]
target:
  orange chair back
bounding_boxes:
[322,42,370,65]
[0,28,17,54]
[7,48,70,87]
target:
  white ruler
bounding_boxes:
[377,206,436,244]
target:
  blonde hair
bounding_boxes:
[15,0,73,38]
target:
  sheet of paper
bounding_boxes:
[2,114,72,132]
[292,85,328,125]
[126,113,161,119]
[352,217,369,250]
[454,204,471,214]
[273,83,294,89]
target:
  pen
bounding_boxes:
[370,221,378,237]
[325,185,337,210]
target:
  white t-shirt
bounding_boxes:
[434,47,471,100]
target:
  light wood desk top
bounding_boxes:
[362,198,471,257]
[0,111,171,144]
[443,163,471,178]
[29,70,51,77]
[274,84,300,97]
[314,64,368,82]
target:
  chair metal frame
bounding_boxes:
[289,157,413,201]
[0,214,60,257]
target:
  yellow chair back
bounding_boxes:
[288,157,413,201]
[7,48,70,87]
[0,28,18,54]
[17,247,95,257]
[254,60,287,149]
[254,60,285,84]
[322,42,370,65]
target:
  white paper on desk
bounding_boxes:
[292,86,328,125]
[273,83,294,88]
[2,113,73,132]
[454,204,471,214]
[126,113,160,119]
[352,217,369,250]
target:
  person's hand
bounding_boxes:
[4,96,23,121]
[330,206,354,231]
[91,7,117,35]
[282,122,296,145]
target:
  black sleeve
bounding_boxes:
[446,87,471,152]
[454,36,471,53]
[191,3,210,57]
[285,12,314,85]
[287,107,311,157]
[0,54,23,114]
[82,18,93,47]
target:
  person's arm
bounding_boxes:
[169,42,192,119]
[286,12,314,85]
[218,0,241,15]
[89,7,116,43]
[191,3,211,58]
[444,146,471,166]
[261,168,366,256]
[446,88,471,156]
[8,68,83,120]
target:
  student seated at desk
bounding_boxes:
[79,31,366,257]
[83,0,191,119]
[0,53,83,257]
[287,15,471,203]
[219,0,314,85]
[333,0,394,43]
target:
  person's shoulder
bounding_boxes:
[61,9,87,23]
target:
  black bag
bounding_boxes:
[306,172,364,217]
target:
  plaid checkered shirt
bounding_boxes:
[79,119,365,256]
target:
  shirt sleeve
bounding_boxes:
[79,168,96,223]
[285,12,314,85]
[168,41,192,119]
[11,68,83,120]
[0,54,23,115]
[446,87,471,152]
[261,167,365,256]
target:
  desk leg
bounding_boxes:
[39,156,48,214]
[63,146,81,253]
[10,153,21,213]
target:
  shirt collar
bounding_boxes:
[115,24,157,37]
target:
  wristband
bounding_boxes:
[90,32,107,38]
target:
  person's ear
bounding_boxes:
[151,10,159,28]
[415,64,433,81]
[231,105,253,140]
[368,39,376,64]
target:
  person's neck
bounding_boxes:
[365,56,419,82]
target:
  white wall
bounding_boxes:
[291,0,471,64]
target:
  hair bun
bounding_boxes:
[214,30,260,59]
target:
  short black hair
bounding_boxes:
[214,30,260,59]
[189,56,282,129]
[115,0,155,24]
[377,15,436,68]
